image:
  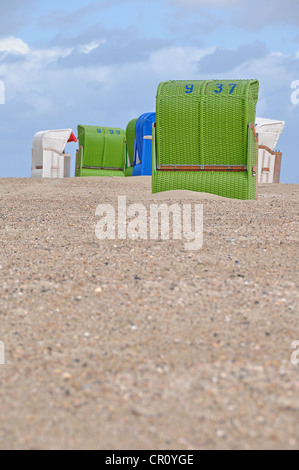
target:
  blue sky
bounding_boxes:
[0,0,298,182]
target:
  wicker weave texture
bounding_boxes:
[79,168,125,177]
[153,171,249,200]
[124,166,133,177]
[153,79,259,199]
[126,119,137,170]
[77,125,126,174]
[75,147,83,177]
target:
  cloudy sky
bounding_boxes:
[0,0,298,182]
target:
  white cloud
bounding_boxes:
[146,46,216,76]
[0,37,295,121]
[78,40,106,55]
[0,34,297,181]
[0,37,29,55]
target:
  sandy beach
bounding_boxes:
[0,176,298,450]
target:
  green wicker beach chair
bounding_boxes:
[152,79,259,200]
[75,125,126,177]
[125,118,138,177]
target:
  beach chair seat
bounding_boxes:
[152,80,259,200]
[255,118,285,183]
[125,118,138,177]
[31,129,76,178]
[76,125,126,177]
[133,113,156,176]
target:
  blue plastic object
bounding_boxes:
[133,113,156,176]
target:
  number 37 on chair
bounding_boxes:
[185,83,238,95]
